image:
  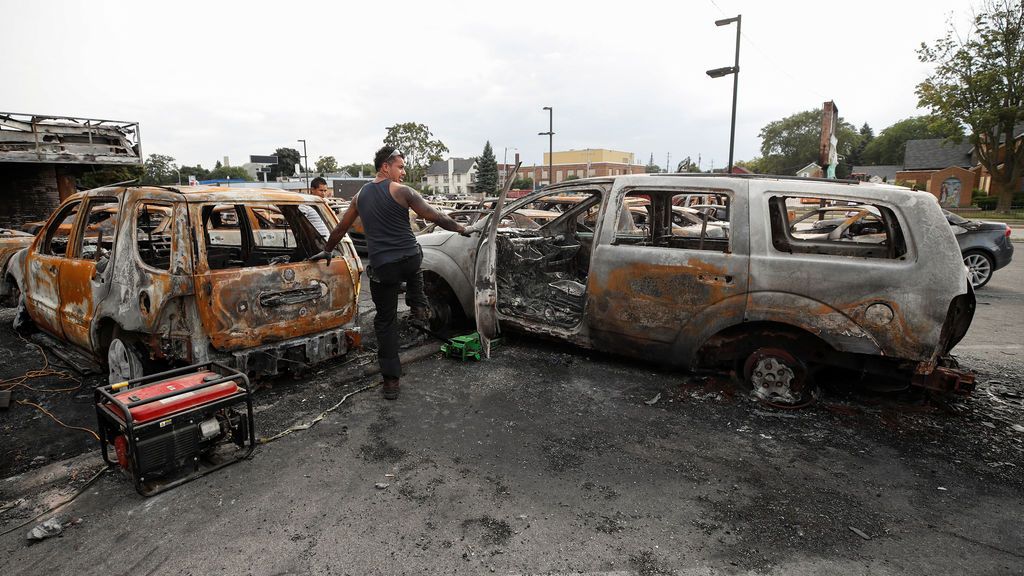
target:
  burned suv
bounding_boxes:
[2,186,362,383]
[419,174,976,404]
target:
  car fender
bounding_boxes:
[420,244,475,318]
[1,248,27,297]
[741,291,883,356]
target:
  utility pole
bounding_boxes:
[539,107,554,187]
[297,139,309,189]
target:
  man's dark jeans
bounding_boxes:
[368,250,428,379]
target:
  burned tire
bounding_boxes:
[107,333,146,384]
[12,285,35,335]
[734,329,824,406]
[423,274,464,336]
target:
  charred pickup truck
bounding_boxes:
[1,186,362,383]
[419,174,976,404]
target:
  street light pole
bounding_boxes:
[706,14,741,174]
[538,106,553,187]
[297,138,309,189]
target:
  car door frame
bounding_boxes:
[59,195,121,350]
[585,176,750,364]
[25,199,83,339]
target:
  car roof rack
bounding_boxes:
[657,173,862,185]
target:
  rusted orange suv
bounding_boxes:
[1,185,362,383]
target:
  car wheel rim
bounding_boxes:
[108,339,138,384]
[745,348,805,405]
[964,254,991,287]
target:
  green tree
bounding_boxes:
[846,123,875,166]
[917,0,1024,210]
[474,141,499,195]
[315,155,339,174]
[511,177,534,189]
[676,156,701,173]
[269,147,302,180]
[757,109,862,177]
[179,164,211,183]
[735,157,765,173]
[383,122,449,186]
[209,164,251,181]
[860,115,960,165]
[79,165,144,189]
[142,154,178,185]
[341,162,375,177]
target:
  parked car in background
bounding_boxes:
[419,174,976,405]
[943,210,1013,288]
[0,229,34,305]
[1,185,363,383]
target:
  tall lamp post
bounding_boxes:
[297,138,309,189]
[706,14,741,174]
[538,106,554,187]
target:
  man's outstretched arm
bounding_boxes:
[401,186,467,234]
[311,197,360,262]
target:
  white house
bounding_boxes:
[423,157,478,196]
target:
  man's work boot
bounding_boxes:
[382,377,400,400]
[410,306,433,330]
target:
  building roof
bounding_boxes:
[426,158,477,175]
[852,165,901,182]
[903,138,973,170]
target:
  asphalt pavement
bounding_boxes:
[1,262,1022,575]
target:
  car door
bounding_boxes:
[586,178,749,361]
[473,163,520,357]
[59,196,119,349]
[192,200,360,351]
[24,200,82,338]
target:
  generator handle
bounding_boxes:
[96,362,250,426]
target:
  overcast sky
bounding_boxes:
[2,0,973,172]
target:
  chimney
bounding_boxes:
[515,152,520,165]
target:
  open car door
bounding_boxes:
[473,162,520,357]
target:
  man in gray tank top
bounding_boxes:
[314,146,471,399]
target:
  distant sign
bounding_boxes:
[250,155,278,164]
[188,175,198,186]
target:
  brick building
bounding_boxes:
[500,148,645,188]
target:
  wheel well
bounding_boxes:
[962,247,995,262]
[423,271,465,316]
[696,321,835,368]
[96,318,119,357]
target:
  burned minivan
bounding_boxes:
[1,186,362,383]
[418,174,976,404]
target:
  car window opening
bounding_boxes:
[613,189,731,253]
[494,190,602,328]
[768,195,907,260]
[136,202,172,270]
[78,198,119,261]
[202,203,326,270]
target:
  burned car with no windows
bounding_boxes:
[1,185,362,383]
[419,174,976,404]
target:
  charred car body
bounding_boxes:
[1,186,362,383]
[419,174,976,404]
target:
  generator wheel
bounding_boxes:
[108,334,145,384]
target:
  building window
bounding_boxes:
[456,174,462,183]
[444,175,449,183]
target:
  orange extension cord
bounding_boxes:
[2,333,99,440]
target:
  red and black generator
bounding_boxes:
[95,362,256,496]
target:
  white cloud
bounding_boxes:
[0,0,972,172]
